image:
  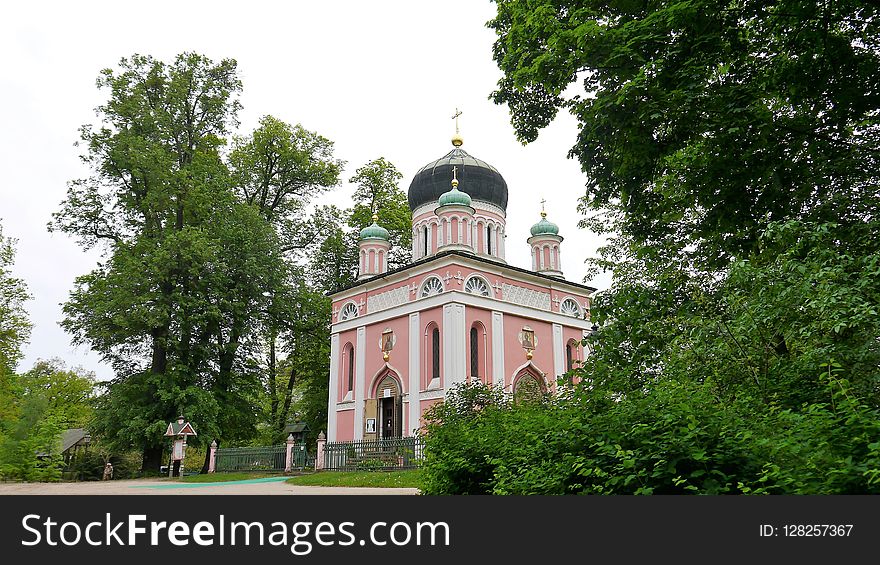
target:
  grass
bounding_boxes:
[286,469,422,489]
[178,472,281,483]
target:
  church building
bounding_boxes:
[326,126,596,442]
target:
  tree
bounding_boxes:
[0,223,31,374]
[489,1,880,407]
[347,158,412,270]
[228,116,343,445]
[51,53,279,472]
[490,0,880,264]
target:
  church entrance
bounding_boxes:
[376,374,403,439]
[380,396,397,439]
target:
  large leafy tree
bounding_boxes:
[489,1,880,407]
[228,116,343,442]
[51,53,280,471]
[490,0,880,263]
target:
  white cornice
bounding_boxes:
[331,289,593,333]
[330,253,593,303]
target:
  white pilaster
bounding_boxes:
[408,312,420,436]
[552,323,565,382]
[327,333,340,441]
[491,311,505,388]
[354,326,366,441]
[443,303,467,390]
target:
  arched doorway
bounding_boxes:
[365,370,403,441]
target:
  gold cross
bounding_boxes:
[540,198,546,212]
[451,108,462,134]
[452,165,458,181]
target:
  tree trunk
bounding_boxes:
[142,444,164,475]
[269,331,278,426]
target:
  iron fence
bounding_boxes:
[215,444,311,472]
[323,437,423,471]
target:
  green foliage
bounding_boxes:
[421,380,880,495]
[467,1,880,495]
[0,223,31,373]
[347,158,412,270]
[286,469,422,489]
[490,0,880,264]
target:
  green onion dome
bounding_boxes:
[530,212,560,236]
[359,214,390,241]
[437,180,473,207]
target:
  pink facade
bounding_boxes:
[326,137,595,442]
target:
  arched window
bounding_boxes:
[486,225,492,255]
[560,298,581,318]
[470,326,479,379]
[339,302,358,321]
[566,341,574,372]
[347,344,355,392]
[420,276,444,298]
[464,275,491,297]
[432,327,440,381]
[423,225,428,257]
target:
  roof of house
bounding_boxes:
[60,428,90,453]
[283,422,310,435]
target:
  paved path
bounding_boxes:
[0,477,419,495]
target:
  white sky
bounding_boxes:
[0,1,610,380]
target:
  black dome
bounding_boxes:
[408,147,508,212]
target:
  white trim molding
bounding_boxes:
[327,333,340,442]
[353,326,366,441]
[408,312,421,435]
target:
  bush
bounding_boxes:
[420,375,880,495]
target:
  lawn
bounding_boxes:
[179,472,281,483]
[285,470,422,489]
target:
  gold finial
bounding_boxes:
[540,198,547,218]
[451,108,463,147]
[372,213,379,223]
[451,165,459,188]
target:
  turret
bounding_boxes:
[527,205,563,277]
[358,214,390,280]
[434,166,476,254]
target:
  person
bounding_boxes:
[102,461,113,480]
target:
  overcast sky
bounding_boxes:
[0,1,610,380]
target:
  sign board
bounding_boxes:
[172,439,184,461]
[365,418,376,433]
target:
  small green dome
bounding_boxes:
[530,214,559,236]
[359,215,390,241]
[438,186,472,207]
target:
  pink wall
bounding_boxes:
[363,315,411,398]
[336,410,354,442]
[502,313,555,392]
[466,306,493,383]
[419,306,444,390]
[419,399,443,429]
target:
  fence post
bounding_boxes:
[315,431,326,470]
[208,440,217,473]
[285,434,295,472]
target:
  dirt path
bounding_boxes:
[0,477,418,495]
